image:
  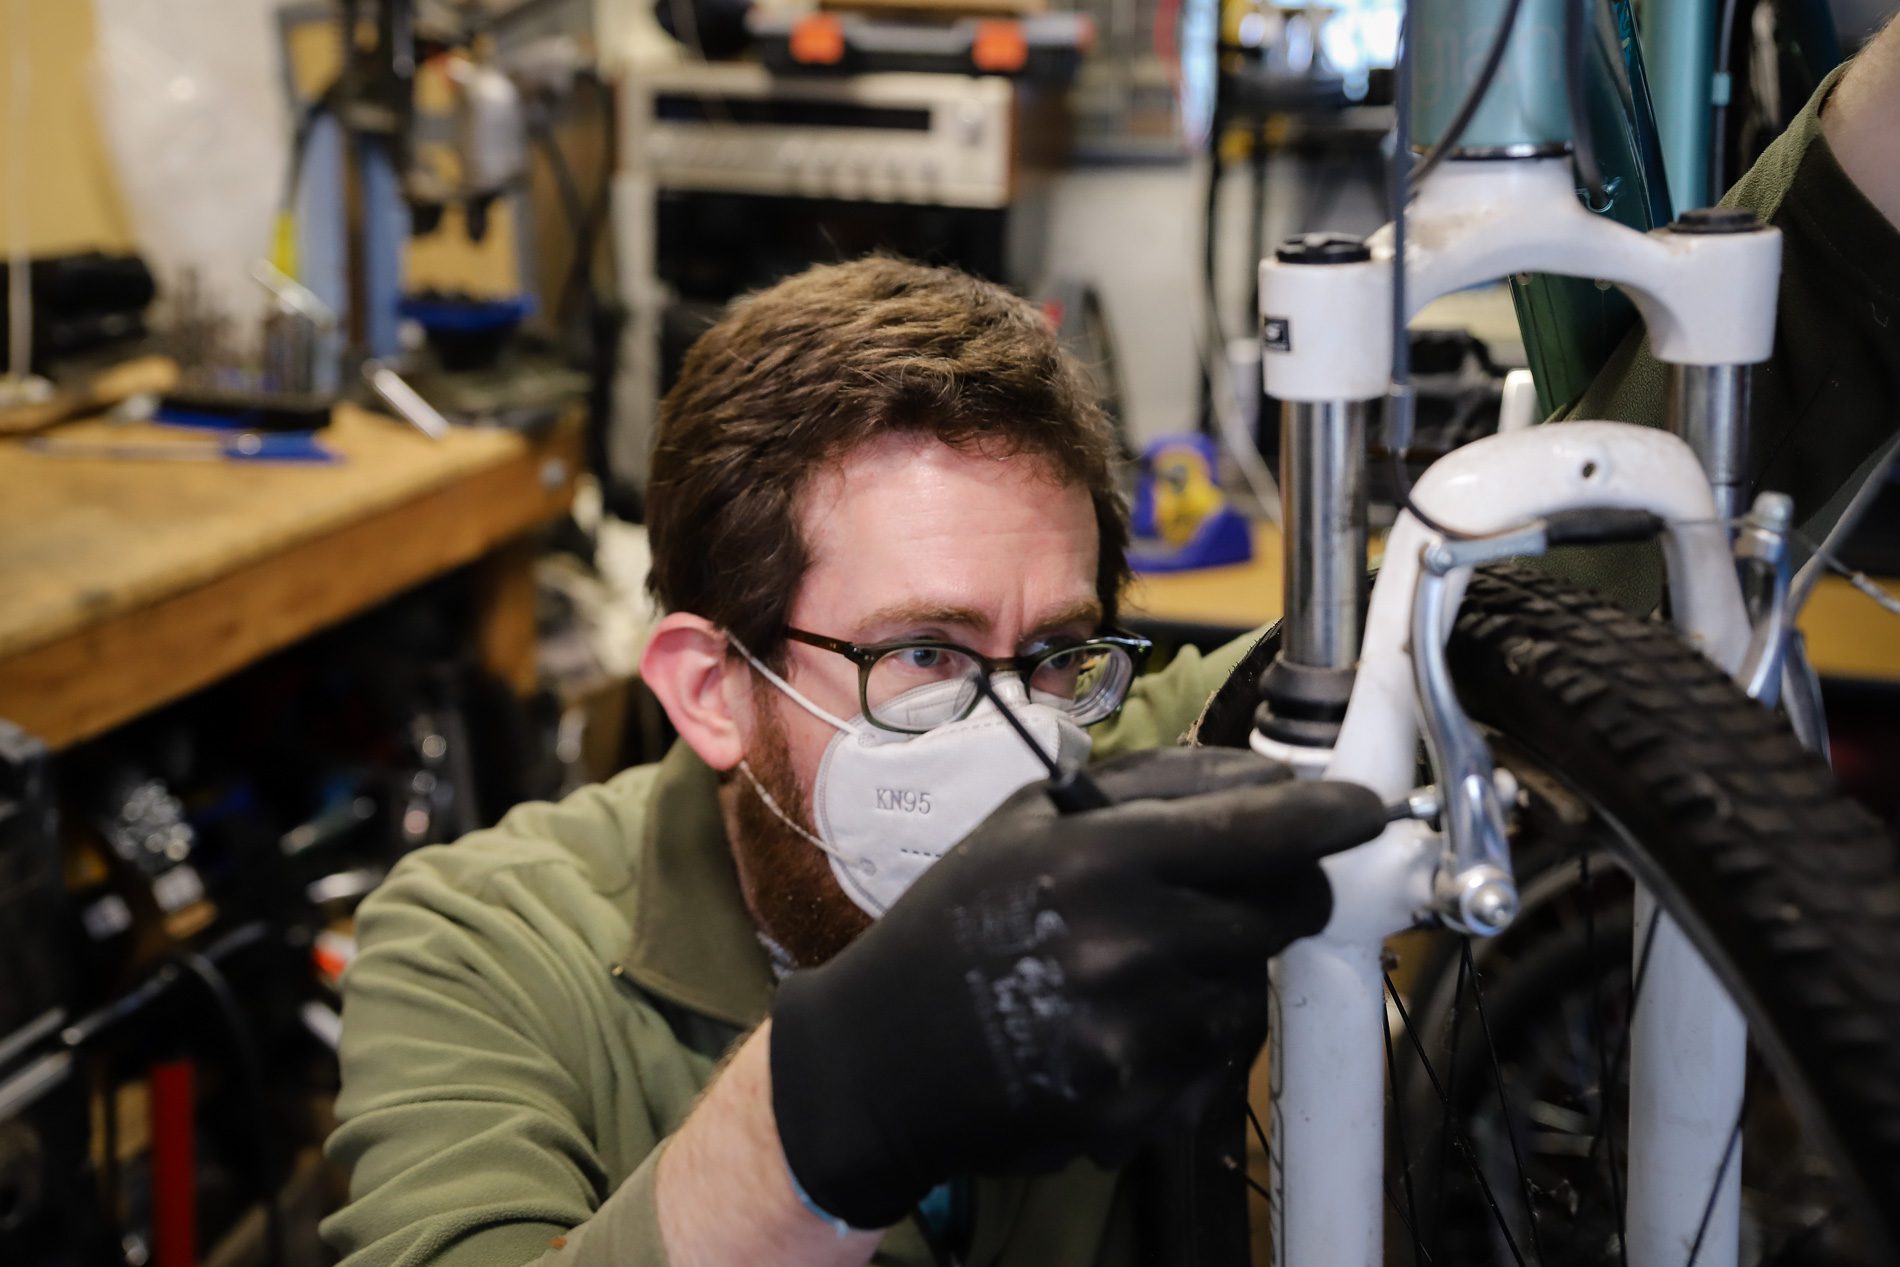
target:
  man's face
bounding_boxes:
[727,433,1103,966]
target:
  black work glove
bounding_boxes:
[769,746,1386,1230]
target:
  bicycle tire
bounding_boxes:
[1440,561,1900,1262]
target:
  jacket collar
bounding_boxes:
[618,742,776,1030]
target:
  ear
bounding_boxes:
[640,613,749,771]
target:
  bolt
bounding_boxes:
[1492,768,1520,809]
[540,458,569,491]
[1747,490,1794,532]
[1464,880,1519,935]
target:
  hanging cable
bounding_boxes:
[1199,302,1286,526]
[1788,431,1900,615]
[1793,529,1900,617]
[1406,0,1529,193]
[1386,0,1536,541]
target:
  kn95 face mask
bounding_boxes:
[730,637,1092,916]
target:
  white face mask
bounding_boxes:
[730,639,1093,917]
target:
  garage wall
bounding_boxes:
[1044,154,1387,450]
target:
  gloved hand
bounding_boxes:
[769,746,1386,1230]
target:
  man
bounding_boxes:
[324,19,1900,1267]
[323,256,1384,1267]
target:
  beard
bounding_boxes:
[723,685,872,969]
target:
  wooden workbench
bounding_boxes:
[1128,520,1900,683]
[0,404,581,749]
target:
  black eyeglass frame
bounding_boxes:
[781,626,1156,735]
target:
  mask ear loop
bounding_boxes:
[727,633,864,868]
[733,759,858,863]
[727,634,857,734]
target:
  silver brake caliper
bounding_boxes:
[1409,523,1548,937]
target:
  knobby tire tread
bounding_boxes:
[1446,562,1900,1259]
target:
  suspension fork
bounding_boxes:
[1256,6,1780,1251]
[1253,235,1383,769]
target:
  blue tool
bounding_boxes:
[24,431,337,464]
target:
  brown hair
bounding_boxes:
[645,257,1131,658]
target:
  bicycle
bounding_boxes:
[1214,1,1900,1264]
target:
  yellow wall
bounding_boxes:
[0,1,134,255]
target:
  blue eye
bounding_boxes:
[896,646,945,670]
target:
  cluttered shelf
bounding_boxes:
[0,403,581,749]
[1126,519,1900,684]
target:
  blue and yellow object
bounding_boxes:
[1129,435,1254,573]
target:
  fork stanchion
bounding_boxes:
[1669,362,1751,526]
[1281,398,1370,673]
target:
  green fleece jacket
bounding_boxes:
[321,636,1257,1267]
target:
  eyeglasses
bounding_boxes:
[782,626,1155,735]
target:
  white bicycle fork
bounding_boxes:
[1256,155,1782,1267]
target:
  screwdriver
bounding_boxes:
[966,671,1112,813]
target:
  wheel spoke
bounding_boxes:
[1580,850,1631,1267]
[1387,1176,1437,1265]
[1683,1098,1748,1267]
[1383,973,1427,1267]
[1432,950,1470,1263]
[1231,1162,1272,1205]
[1247,1101,1270,1161]
[1464,940,1547,1265]
[1386,971,1529,1267]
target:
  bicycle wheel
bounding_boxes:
[1381,561,1900,1265]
